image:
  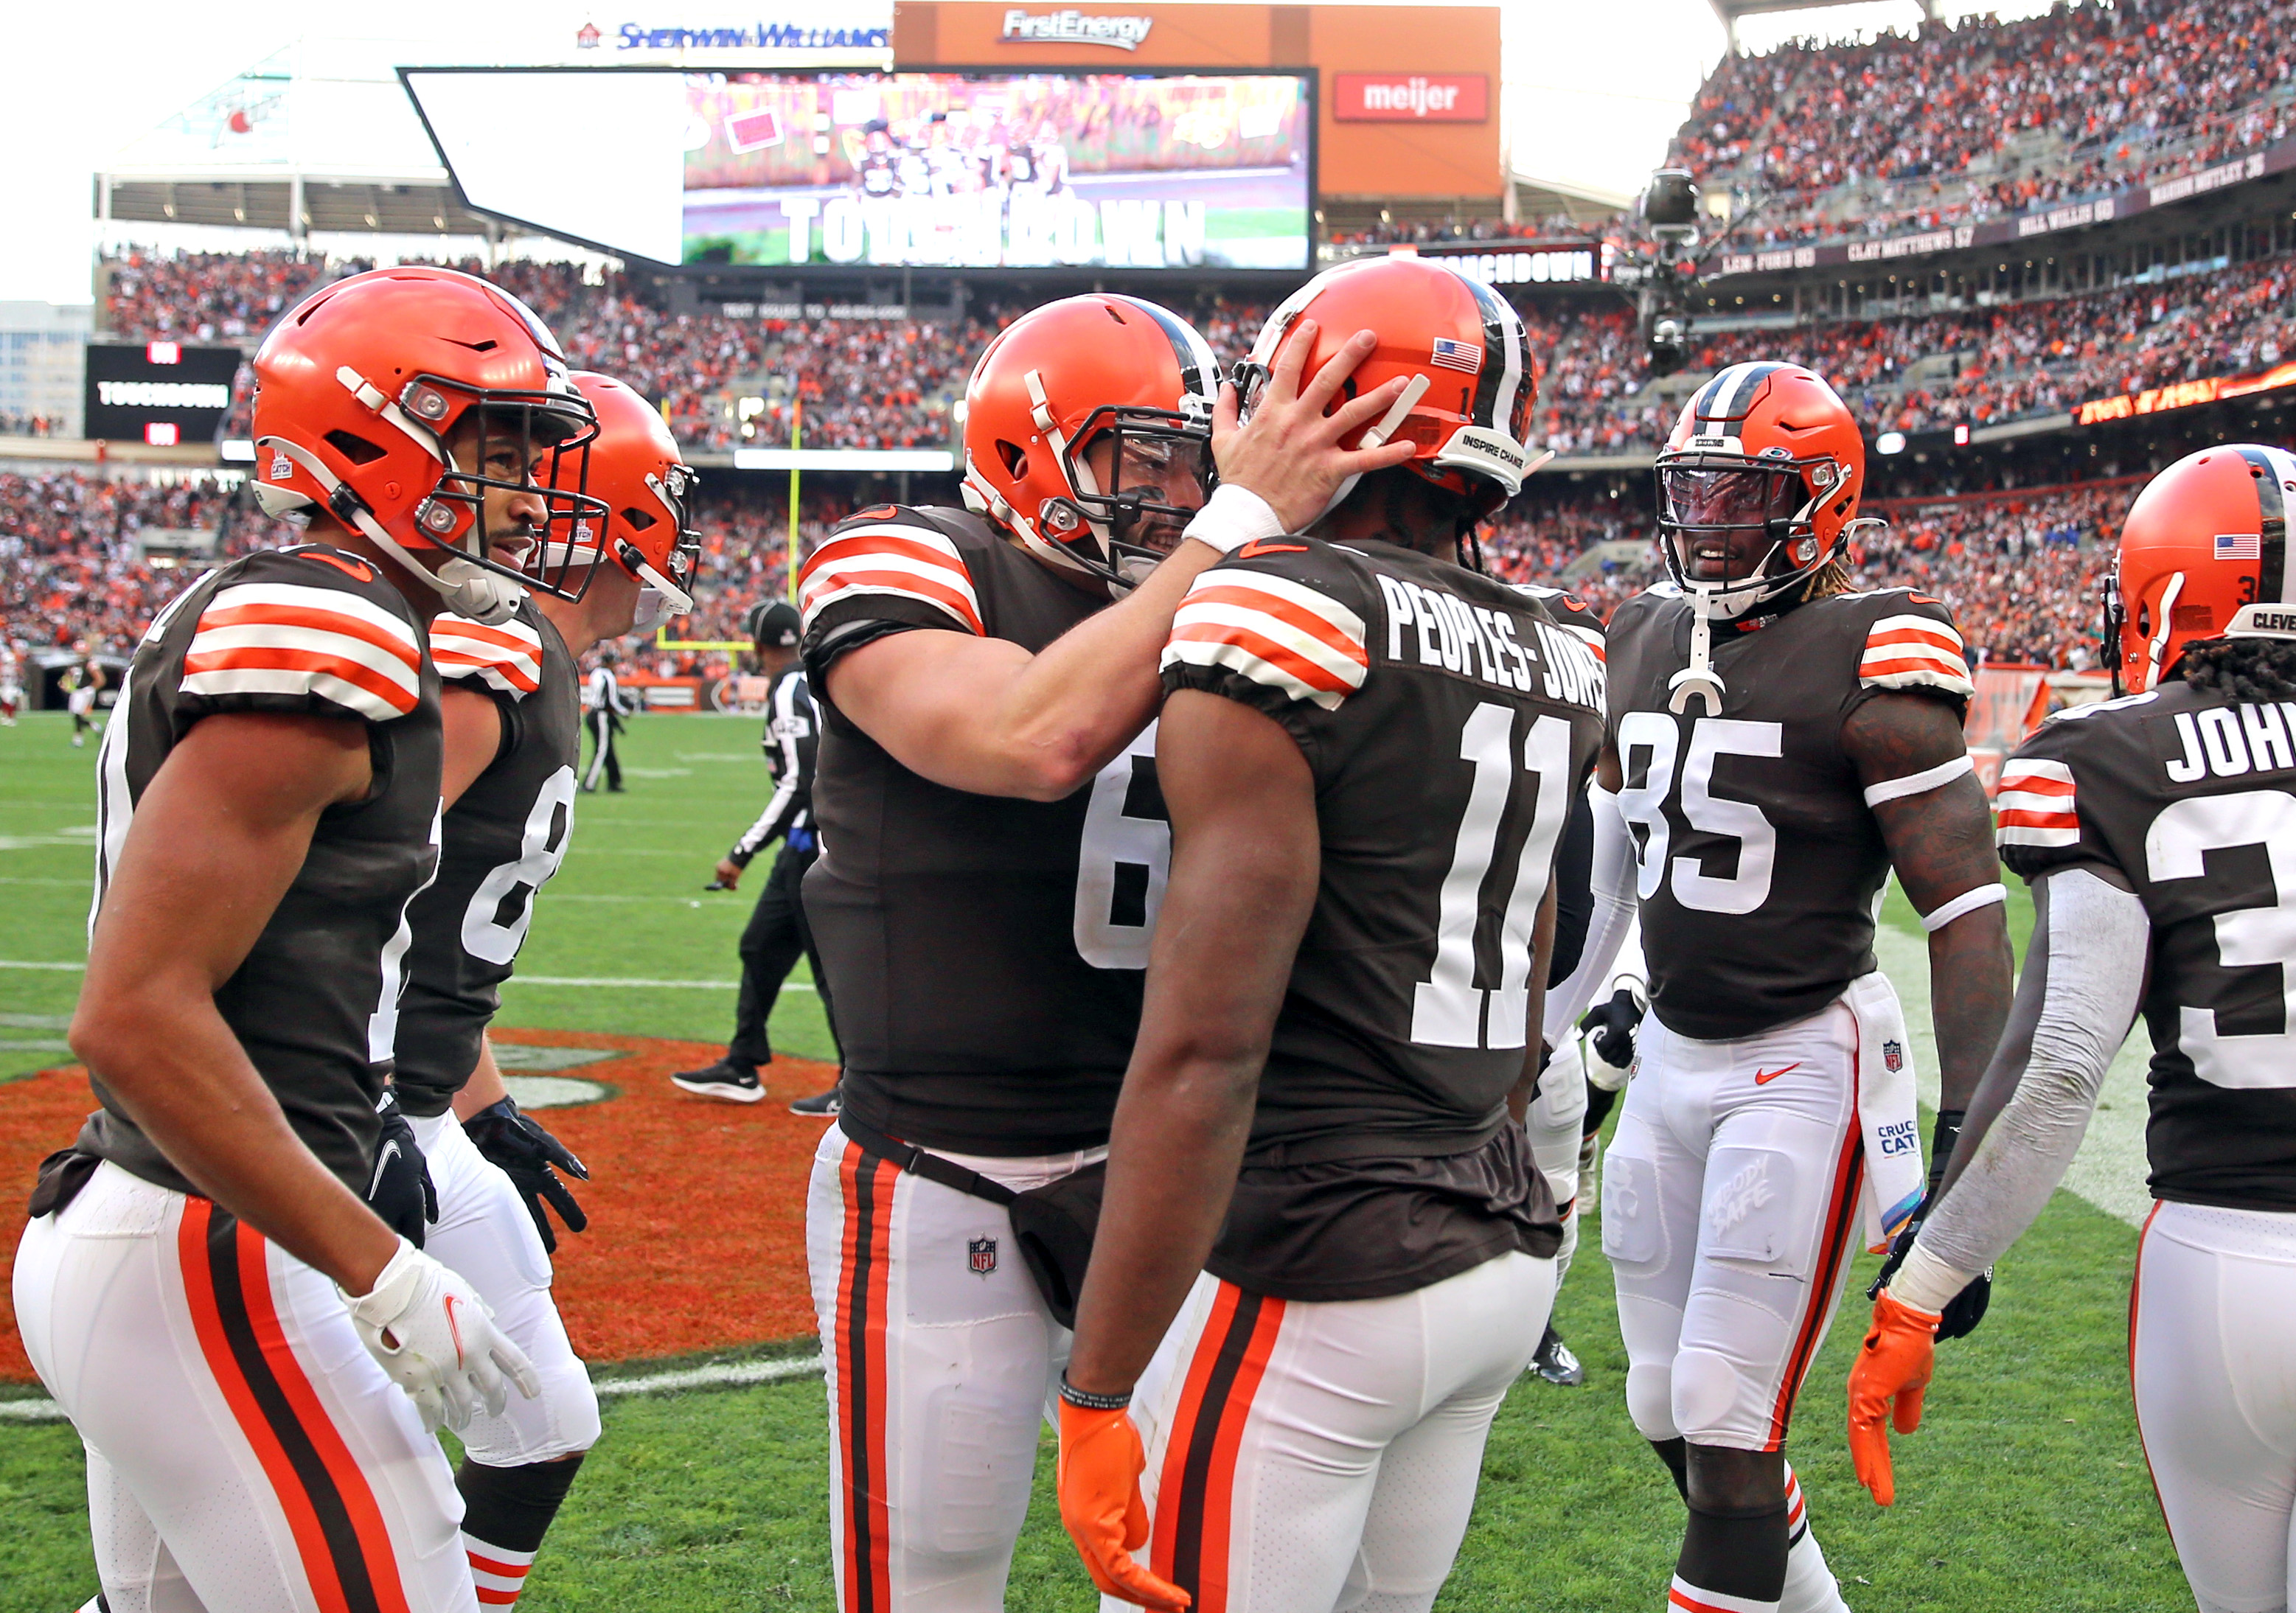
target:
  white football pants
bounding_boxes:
[13,1162,476,1613]
[1111,1251,1555,1613]
[805,1121,1101,1613]
[1602,996,1867,1452]
[2132,1199,2296,1613]
[407,1112,599,1467]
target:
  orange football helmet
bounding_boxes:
[250,265,601,624]
[1236,257,1542,526]
[2107,444,2296,694]
[959,294,1217,590]
[552,372,700,619]
[1655,361,1868,619]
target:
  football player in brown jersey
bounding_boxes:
[15,266,597,1612]
[391,370,703,1609]
[1555,362,2014,1613]
[795,293,1416,1612]
[1054,257,1601,1613]
[1854,444,2296,1613]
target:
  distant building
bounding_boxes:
[0,303,91,438]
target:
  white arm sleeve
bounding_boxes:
[1895,868,2149,1305]
[1542,784,1638,1045]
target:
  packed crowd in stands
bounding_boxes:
[1,455,2128,675]
[0,411,67,438]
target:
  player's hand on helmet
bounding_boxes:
[1057,1395,1191,1611]
[366,1089,437,1248]
[1208,322,1418,534]
[345,1237,541,1433]
[1868,1210,1991,1341]
[1579,983,1648,1093]
[463,1095,591,1254]
[1846,1289,1941,1507]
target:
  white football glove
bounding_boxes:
[344,1238,540,1432]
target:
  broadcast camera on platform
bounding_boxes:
[1634,167,1701,377]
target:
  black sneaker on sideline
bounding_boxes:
[1528,1323,1584,1387]
[788,1084,842,1118]
[672,1059,764,1104]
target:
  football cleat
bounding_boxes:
[671,1059,764,1104]
[1528,1324,1584,1387]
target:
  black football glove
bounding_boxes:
[1579,984,1649,1093]
[1868,1109,1991,1341]
[464,1096,590,1254]
[366,1089,437,1248]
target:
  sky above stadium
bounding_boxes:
[0,0,2057,305]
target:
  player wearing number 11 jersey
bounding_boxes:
[1854,445,2296,1613]
[1565,362,2012,1613]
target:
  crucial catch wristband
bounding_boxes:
[1180,484,1288,554]
[1058,1374,1133,1412]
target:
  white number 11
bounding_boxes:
[1411,704,1576,1050]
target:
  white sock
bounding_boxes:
[465,1536,538,1609]
[1779,1464,1851,1613]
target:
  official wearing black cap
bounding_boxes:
[674,602,842,1112]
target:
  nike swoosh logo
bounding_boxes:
[300,549,375,583]
[1236,539,1308,559]
[443,1294,468,1366]
[1753,1062,1802,1085]
[368,1141,401,1197]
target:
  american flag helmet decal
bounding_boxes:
[1430,337,1481,373]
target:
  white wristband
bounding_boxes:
[1181,484,1287,555]
[1863,754,1973,807]
[1921,882,2006,933]
[1888,1237,1976,1314]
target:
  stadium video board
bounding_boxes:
[83,342,240,446]
[402,68,1312,273]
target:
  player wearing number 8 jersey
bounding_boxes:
[1854,445,2296,1613]
[392,371,702,1608]
[795,293,1420,1611]
[1562,362,2013,1613]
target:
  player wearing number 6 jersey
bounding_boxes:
[1854,445,2296,1613]
[796,293,1417,1612]
[1559,362,2013,1613]
[1054,257,1585,1613]
[392,370,701,1609]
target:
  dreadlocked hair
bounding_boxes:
[2177,637,2296,701]
[1797,555,1854,602]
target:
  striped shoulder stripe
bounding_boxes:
[1995,756,2080,848]
[799,523,984,637]
[1163,568,1369,711]
[431,613,543,697]
[184,580,423,722]
[1860,612,1974,697]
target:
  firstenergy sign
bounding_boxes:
[998,9,1154,48]
[1334,73,1487,123]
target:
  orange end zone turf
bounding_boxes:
[0,1031,837,1383]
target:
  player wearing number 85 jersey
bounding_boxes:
[796,291,1420,1612]
[1855,445,2296,1613]
[1560,362,2013,1613]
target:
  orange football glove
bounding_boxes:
[1846,1289,1943,1507]
[1056,1398,1192,1612]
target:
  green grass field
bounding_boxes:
[0,710,2187,1610]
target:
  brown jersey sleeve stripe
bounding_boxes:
[1150,1281,1286,1610]
[832,1143,897,1612]
[176,1197,410,1613]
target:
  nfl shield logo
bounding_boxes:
[967,1236,998,1275]
[1883,1039,1904,1073]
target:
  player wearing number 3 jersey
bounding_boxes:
[1855,445,2296,1613]
[1560,363,2013,1613]
[794,293,1421,1611]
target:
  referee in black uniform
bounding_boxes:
[673,602,842,1112]
[581,647,630,792]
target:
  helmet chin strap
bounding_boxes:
[256,435,528,626]
[1668,583,1727,715]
